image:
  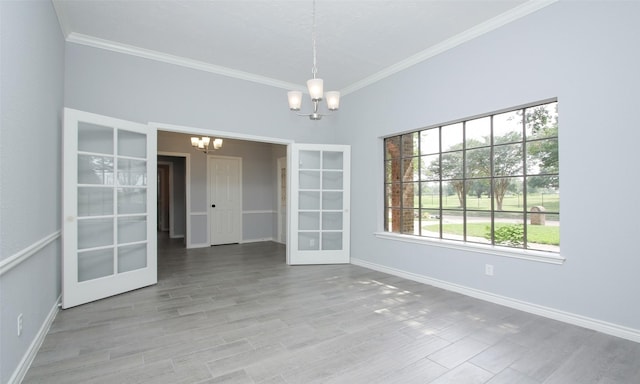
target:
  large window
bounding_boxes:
[384,100,559,253]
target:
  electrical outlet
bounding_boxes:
[310,239,315,247]
[485,264,494,276]
[17,313,23,336]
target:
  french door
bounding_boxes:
[62,108,157,309]
[289,144,350,264]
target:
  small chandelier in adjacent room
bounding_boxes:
[287,0,340,120]
[191,136,222,154]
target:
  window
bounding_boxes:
[384,100,559,253]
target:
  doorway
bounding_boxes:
[158,154,188,244]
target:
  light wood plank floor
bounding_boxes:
[24,235,640,383]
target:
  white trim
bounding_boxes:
[190,211,208,216]
[374,232,565,265]
[277,156,287,244]
[242,210,276,215]
[151,122,293,146]
[189,243,211,249]
[66,33,302,92]
[241,237,276,244]
[8,296,61,384]
[341,0,559,95]
[351,258,640,344]
[170,234,185,239]
[0,231,61,276]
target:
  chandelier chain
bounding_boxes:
[311,0,318,78]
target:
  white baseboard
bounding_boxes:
[351,258,640,344]
[8,295,61,384]
[187,243,210,249]
[169,234,185,239]
[241,237,275,244]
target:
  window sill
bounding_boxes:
[373,232,565,265]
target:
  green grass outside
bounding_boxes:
[423,222,559,245]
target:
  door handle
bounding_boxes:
[211,204,216,208]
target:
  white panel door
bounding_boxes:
[62,108,157,309]
[209,156,242,245]
[289,144,350,265]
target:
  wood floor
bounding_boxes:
[24,235,640,383]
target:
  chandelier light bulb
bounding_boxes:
[288,91,302,111]
[325,91,340,111]
[307,78,324,101]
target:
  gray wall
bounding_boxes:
[338,1,640,331]
[0,1,65,382]
[158,132,286,244]
[64,43,338,145]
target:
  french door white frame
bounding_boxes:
[63,109,157,309]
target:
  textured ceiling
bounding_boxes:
[53,0,552,94]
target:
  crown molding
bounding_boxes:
[51,0,71,38]
[60,0,556,95]
[66,32,304,92]
[341,0,558,96]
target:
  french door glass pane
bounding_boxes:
[298,212,320,230]
[117,244,147,273]
[322,232,342,250]
[298,232,319,250]
[78,123,113,154]
[299,171,320,189]
[78,249,114,282]
[322,212,342,230]
[78,187,113,217]
[118,159,147,186]
[323,151,343,169]
[299,191,320,210]
[322,191,342,210]
[118,130,146,158]
[78,155,114,185]
[322,171,343,190]
[299,150,320,169]
[118,216,147,244]
[78,218,114,249]
[117,188,146,214]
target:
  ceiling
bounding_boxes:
[52,0,553,95]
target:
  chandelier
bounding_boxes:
[190,136,222,154]
[287,0,340,120]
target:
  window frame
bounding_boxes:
[380,99,563,264]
